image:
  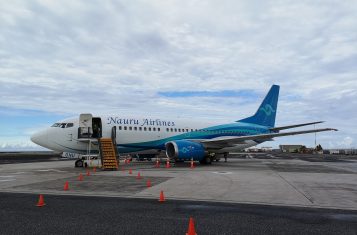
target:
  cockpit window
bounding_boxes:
[51,123,74,128]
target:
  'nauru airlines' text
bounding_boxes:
[107,117,175,127]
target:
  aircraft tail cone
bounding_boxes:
[64,181,69,191]
[78,173,83,181]
[186,217,197,235]
[159,190,165,202]
[136,172,142,179]
[147,180,151,188]
[36,194,46,207]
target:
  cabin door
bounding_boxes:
[79,113,93,138]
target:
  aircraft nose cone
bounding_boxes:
[31,130,48,147]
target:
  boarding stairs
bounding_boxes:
[99,127,119,170]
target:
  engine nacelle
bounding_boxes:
[165,140,207,161]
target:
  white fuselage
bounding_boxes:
[31,115,259,155]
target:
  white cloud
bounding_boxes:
[0,0,356,149]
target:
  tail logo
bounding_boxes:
[259,104,275,116]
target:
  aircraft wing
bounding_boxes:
[196,128,337,148]
[270,121,324,132]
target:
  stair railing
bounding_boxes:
[111,126,119,160]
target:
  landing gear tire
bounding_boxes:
[206,157,212,164]
[75,160,83,168]
[199,157,212,165]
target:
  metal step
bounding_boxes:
[99,138,119,170]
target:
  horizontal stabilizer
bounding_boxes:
[270,121,324,132]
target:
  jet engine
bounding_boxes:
[165,140,207,161]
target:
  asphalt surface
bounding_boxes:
[0,152,62,164]
[1,192,357,235]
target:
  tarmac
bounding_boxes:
[0,154,357,234]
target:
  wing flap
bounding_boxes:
[199,128,337,146]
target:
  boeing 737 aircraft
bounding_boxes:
[31,85,337,165]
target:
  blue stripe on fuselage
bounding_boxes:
[117,122,269,153]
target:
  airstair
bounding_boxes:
[98,127,119,170]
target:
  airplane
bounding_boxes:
[31,85,337,166]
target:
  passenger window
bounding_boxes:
[178,129,181,132]
[129,126,132,131]
[119,126,122,130]
[166,128,169,132]
[134,127,137,131]
[170,128,173,132]
[148,127,151,131]
[139,127,142,131]
[158,128,160,131]
[144,127,147,131]
[153,127,156,131]
[191,129,193,132]
[124,126,127,130]
[186,129,189,132]
[174,128,177,132]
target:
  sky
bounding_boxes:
[0,0,356,151]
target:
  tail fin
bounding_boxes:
[238,85,280,127]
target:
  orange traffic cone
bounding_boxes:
[165,159,170,168]
[78,173,83,181]
[36,194,46,207]
[129,169,132,174]
[159,190,165,202]
[64,181,69,191]
[93,167,96,173]
[186,217,197,235]
[190,158,195,169]
[155,159,160,168]
[147,180,151,188]
[86,170,90,176]
[136,172,142,179]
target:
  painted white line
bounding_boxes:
[0,176,15,178]
[0,179,16,182]
[212,171,232,175]
[49,169,66,172]
[36,169,66,173]
[11,172,26,175]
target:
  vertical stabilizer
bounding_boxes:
[237,85,279,127]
